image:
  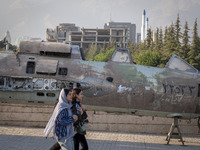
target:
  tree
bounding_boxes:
[174,14,182,55]
[188,18,200,70]
[85,43,97,61]
[127,40,135,62]
[94,48,115,62]
[181,21,190,61]
[154,27,159,51]
[107,41,112,50]
[158,27,163,51]
[162,23,176,64]
[9,44,17,50]
[146,28,153,49]
[167,23,176,54]
[163,26,168,47]
[138,40,146,50]
[111,39,116,48]
[0,40,5,49]
[0,40,17,50]
[99,40,106,53]
[137,50,161,67]
[130,14,200,69]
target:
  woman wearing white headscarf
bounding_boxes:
[44,89,77,150]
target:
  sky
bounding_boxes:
[0,0,200,45]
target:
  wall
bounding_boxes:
[0,103,199,135]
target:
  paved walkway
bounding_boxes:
[0,126,200,150]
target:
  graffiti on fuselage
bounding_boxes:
[162,84,195,96]
[161,84,196,104]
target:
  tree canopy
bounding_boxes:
[84,15,200,70]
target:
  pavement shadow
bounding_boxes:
[0,134,55,150]
[87,139,200,150]
[0,134,200,150]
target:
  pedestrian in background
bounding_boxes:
[72,88,89,150]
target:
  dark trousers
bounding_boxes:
[49,142,60,150]
[74,133,88,150]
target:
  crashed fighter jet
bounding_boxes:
[0,41,199,145]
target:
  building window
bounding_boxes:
[59,68,68,75]
[26,61,35,74]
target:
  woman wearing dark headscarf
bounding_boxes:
[44,89,77,150]
[72,88,89,150]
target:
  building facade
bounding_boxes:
[46,23,80,43]
[69,28,128,49]
[104,22,136,44]
[46,23,129,49]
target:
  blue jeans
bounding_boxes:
[58,136,74,150]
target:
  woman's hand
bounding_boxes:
[73,115,78,122]
[80,103,85,111]
[77,107,83,115]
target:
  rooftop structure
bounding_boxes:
[46,23,80,43]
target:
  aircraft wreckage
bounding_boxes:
[0,41,199,145]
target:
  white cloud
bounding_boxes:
[1,0,200,44]
[178,0,193,11]
[10,0,27,9]
[9,0,51,10]
[44,14,54,29]
[154,0,178,17]
[178,0,200,11]
[13,21,26,30]
[192,0,200,5]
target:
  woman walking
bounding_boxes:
[72,88,89,150]
[44,89,77,150]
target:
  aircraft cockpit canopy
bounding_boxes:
[165,54,199,73]
[111,48,132,63]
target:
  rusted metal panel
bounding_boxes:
[19,41,41,54]
[40,42,71,53]
[36,59,58,74]
[19,41,71,54]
